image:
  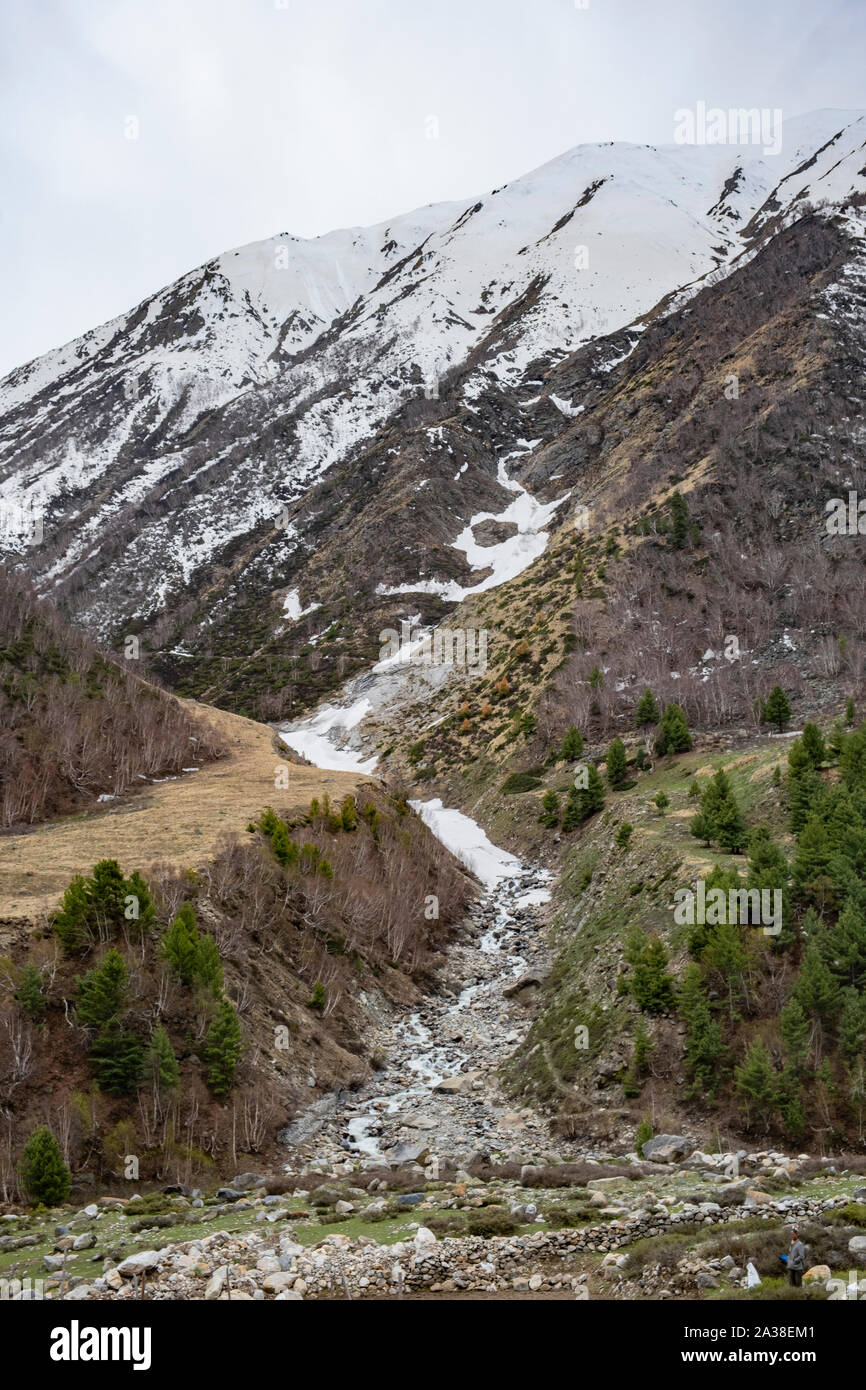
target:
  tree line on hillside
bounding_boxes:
[535,695,696,833]
[0,788,472,1200]
[621,714,866,1142]
[0,568,224,826]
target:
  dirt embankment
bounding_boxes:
[0,701,364,926]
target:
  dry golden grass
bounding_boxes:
[0,701,364,922]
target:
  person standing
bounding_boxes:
[788,1227,806,1288]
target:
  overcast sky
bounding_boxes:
[1,0,864,377]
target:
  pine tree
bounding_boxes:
[340,795,357,831]
[825,900,866,986]
[801,906,829,956]
[629,934,676,1014]
[635,1117,653,1152]
[787,766,823,834]
[144,1025,180,1096]
[53,874,94,953]
[194,934,224,996]
[270,820,299,869]
[846,697,856,726]
[734,1039,777,1130]
[780,998,810,1074]
[787,736,810,777]
[258,806,280,836]
[654,703,692,756]
[800,723,826,769]
[633,1018,653,1076]
[203,1000,243,1098]
[161,903,199,987]
[840,728,866,792]
[701,920,750,1024]
[561,786,583,831]
[792,815,832,902]
[714,793,748,853]
[14,964,46,1019]
[690,808,714,846]
[678,962,726,1097]
[580,762,606,817]
[606,737,627,789]
[539,789,560,829]
[829,717,848,758]
[763,686,792,733]
[683,863,740,957]
[623,1018,653,1099]
[76,947,129,1028]
[746,827,789,941]
[669,490,689,549]
[562,764,605,829]
[794,941,839,1028]
[19,1126,71,1206]
[572,552,585,594]
[89,859,129,936]
[838,988,866,1063]
[91,1022,144,1096]
[746,826,788,886]
[690,767,746,851]
[560,726,584,760]
[123,871,157,936]
[635,688,660,727]
[778,1084,806,1143]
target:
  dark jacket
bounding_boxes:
[789,1239,806,1272]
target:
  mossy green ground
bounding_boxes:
[504,736,792,1109]
[2,1165,856,1293]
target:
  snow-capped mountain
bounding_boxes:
[1,109,865,721]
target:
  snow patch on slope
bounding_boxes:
[377,450,569,602]
[408,799,522,887]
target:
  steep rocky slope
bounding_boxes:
[2,112,865,729]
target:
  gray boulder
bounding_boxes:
[116,1250,162,1276]
[386,1143,430,1167]
[641,1134,694,1163]
[231,1173,266,1191]
[848,1234,866,1265]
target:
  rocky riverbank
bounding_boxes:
[8,1143,866,1301]
[280,858,557,1167]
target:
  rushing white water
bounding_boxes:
[276,649,551,1166]
[337,862,549,1162]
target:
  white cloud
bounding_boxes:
[1,0,864,375]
